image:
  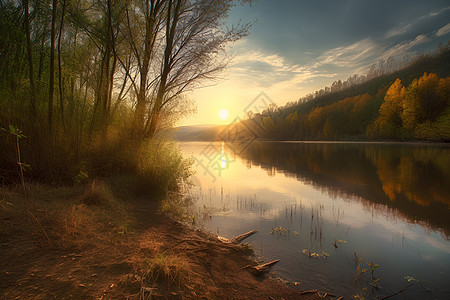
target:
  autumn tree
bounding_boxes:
[308,107,326,138]
[403,73,447,126]
[374,79,405,138]
[407,73,450,140]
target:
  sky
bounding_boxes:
[178,0,450,126]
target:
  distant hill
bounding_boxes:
[174,120,267,143]
[173,124,222,141]
[283,46,450,118]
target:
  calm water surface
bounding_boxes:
[178,141,450,299]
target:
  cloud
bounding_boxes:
[436,22,450,37]
[382,34,430,58]
[385,24,412,39]
[421,6,450,19]
[313,38,379,68]
[231,50,334,89]
[383,6,450,40]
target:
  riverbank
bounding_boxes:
[0,180,323,299]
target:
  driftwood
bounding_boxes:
[218,230,257,244]
[299,289,317,295]
[243,259,280,276]
[231,230,258,243]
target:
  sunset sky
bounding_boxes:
[178,0,450,126]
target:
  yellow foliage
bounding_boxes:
[377,79,405,132]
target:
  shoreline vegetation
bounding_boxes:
[0,179,323,299]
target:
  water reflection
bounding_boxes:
[180,141,450,299]
[237,142,450,239]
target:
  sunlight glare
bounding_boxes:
[218,108,229,121]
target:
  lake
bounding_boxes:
[178,141,450,299]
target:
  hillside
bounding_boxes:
[285,46,450,117]
[251,45,450,142]
[173,124,221,141]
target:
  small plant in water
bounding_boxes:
[353,251,367,283]
[352,252,382,298]
[270,226,299,238]
[333,239,348,248]
[367,262,380,289]
[302,249,330,259]
[404,275,419,283]
[270,226,290,237]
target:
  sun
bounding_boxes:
[218,108,229,121]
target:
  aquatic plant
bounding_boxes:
[271,226,290,237]
[352,252,382,298]
[333,239,348,248]
[302,249,329,259]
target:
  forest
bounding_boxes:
[0,0,251,185]
[250,45,450,142]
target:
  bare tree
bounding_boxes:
[121,0,167,138]
[143,0,251,138]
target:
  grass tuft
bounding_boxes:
[138,252,191,295]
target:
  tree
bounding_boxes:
[121,0,167,138]
[308,107,326,138]
[22,0,38,120]
[375,79,405,138]
[405,73,450,140]
[134,0,250,138]
[48,0,58,134]
[119,0,251,139]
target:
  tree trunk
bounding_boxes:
[132,0,164,139]
[37,34,46,82]
[48,0,58,134]
[58,0,67,132]
[23,0,38,120]
[145,0,181,138]
[106,0,117,117]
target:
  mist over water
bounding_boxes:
[179,141,450,299]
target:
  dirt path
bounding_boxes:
[0,196,323,299]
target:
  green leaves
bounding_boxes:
[7,125,27,139]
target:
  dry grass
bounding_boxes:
[0,180,135,249]
[136,252,192,298]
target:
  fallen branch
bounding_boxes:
[243,259,280,276]
[380,283,414,300]
[231,230,258,243]
[218,230,258,244]
[299,289,318,295]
